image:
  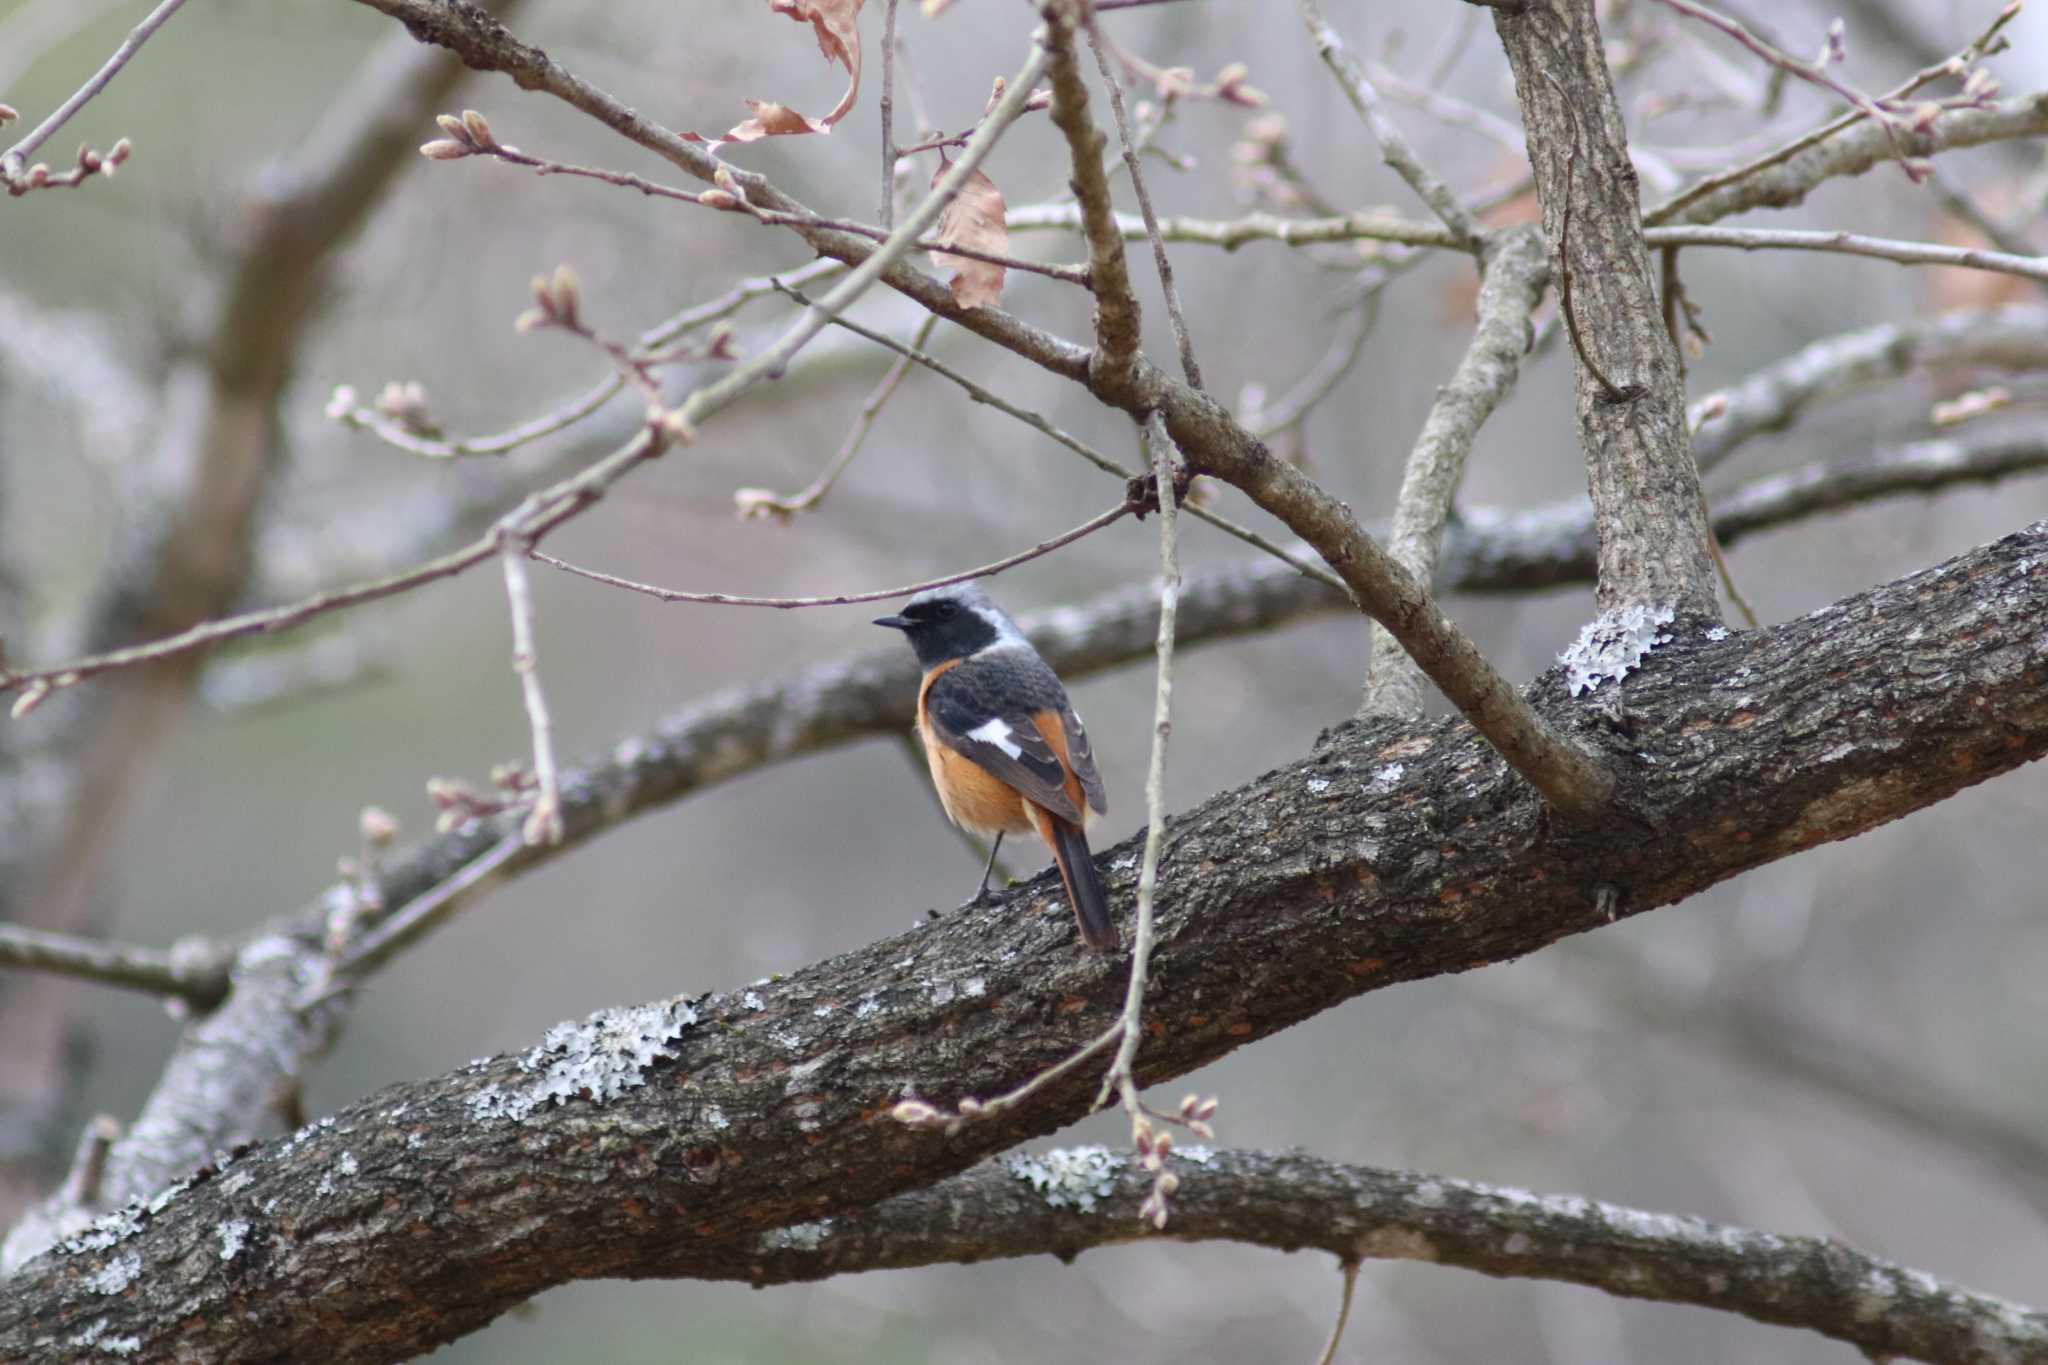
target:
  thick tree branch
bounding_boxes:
[713,1148,2044,1365]
[1493,0,1719,620]
[3,523,2043,1359]
[1363,225,1546,718]
[1691,304,2048,474]
[5,441,2040,1252]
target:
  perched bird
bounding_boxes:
[874,583,1117,950]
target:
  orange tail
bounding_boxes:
[1049,820,1119,951]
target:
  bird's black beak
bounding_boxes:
[872,614,910,630]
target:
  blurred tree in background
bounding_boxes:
[0,0,2045,1360]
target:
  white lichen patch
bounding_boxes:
[1370,763,1405,790]
[60,1203,146,1256]
[758,1218,834,1253]
[1704,625,1730,641]
[87,1252,140,1295]
[929,981,957,1006]
[143,1179,189,1218]
[705,1106,730,1131]
[67,1319,142,1355]
[962,977,986,999]
[741,991,765,1011]
[219,1220,250,1262]
[1176,1145,1215,1166]
[854,993,882,1018]
[1010,1145,1122,1212]
[1306,777,1332,795]
[337,1152,358,1177]
[812,1004,834,1018]
[472,997,700,1123]
[1559,602,1677,695]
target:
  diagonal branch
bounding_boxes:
[0,0,186,190]
[1362,225,1547,718]
[1042,0,1144,396]
[2,523,2044,1359]
[1299,0,1484,252]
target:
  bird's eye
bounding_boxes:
[933,601,959,621]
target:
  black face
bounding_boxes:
[874,594,999,668]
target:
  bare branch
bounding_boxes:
[736,315,935,521]
[1690,304,2048,475]
[1095,412,1183,1179]
[0,0,184,192]
[786,288,1351,594]
[498,534,561,845]
[0,926,230,1009]
[531,498,1137,609]
[1007,200,1460,250]
[1299,0,1484,251]
[1649,89,2042,228]
[1363,226,1547,718]
[1314,1257,1362,1365]
[1042,0,1144,395]
[1648,223,2048,285]
[333,259,842,460]
[1088,21,1203,388]
[879,0,899,228]
[4,518,2045,1355]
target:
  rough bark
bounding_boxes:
[717,1149,2047,1365]
[1492,0,1720,619]
[2,521,2042,1363]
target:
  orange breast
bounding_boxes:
[924,735,1036,836]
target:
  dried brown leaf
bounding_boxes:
[683,0,867,145]
[930,166,1008,310]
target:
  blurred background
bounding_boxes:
[2,0,2045,1359]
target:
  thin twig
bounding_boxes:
[1647,1,2021,226]
[785,288,1350,594]
[300,833,526,1007]
[880,0,899,229]
[500,532,562,845]
[1096,413,1181,1124]
[58,1116,121,1210]
[0,0,186,188]
[1298,0,1482,252]
[1644,224,2048,284]
[1,38,1054,707]
[0,923,231,1008]
[446,132,1087,286]
[737,314,937,521]
[1649,0,1939,181]
[334,260,843,460]
[1087,19,1204,389]
[1314,1258,1363,1365]
[532,500,1136,609]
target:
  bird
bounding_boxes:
[873,582,1117,950]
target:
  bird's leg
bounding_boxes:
[963,833,1005,907]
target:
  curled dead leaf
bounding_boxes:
[688,0,866,145]
[930,166,1008,310]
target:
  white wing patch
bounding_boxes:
[968,717,1024,759]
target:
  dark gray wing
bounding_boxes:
[1061,703,1107,816]
[925,661,1087,824]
